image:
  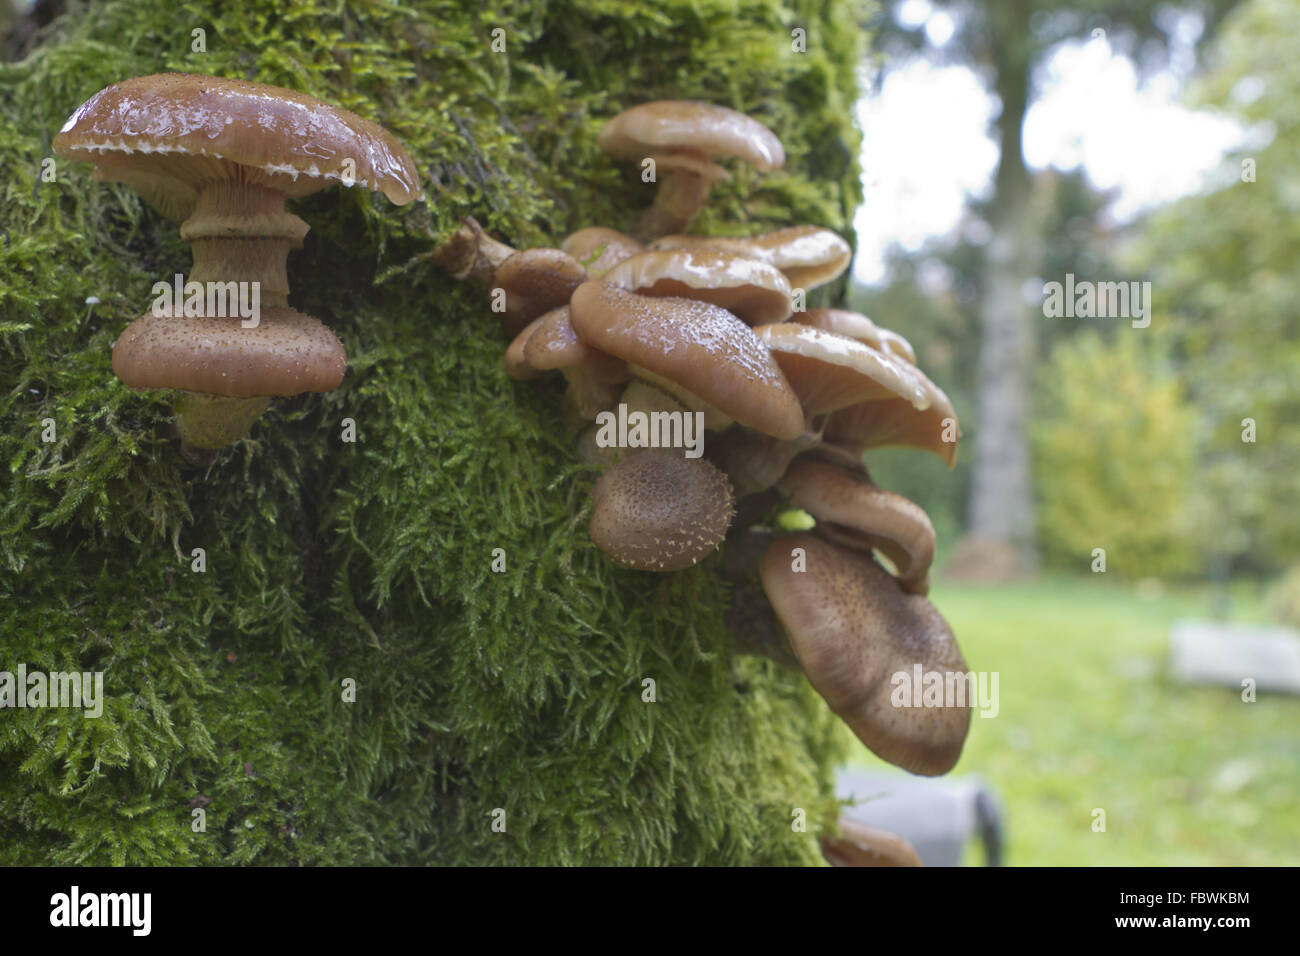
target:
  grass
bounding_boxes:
[846,572,1300,865]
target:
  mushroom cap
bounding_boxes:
[651,226,851,290]
[598,100,785,172]
[569,282,804,440]
[823,381,960,467]
[504,314,549,381]
[53,73,422,216]
[589,449,735,571]
[600,248,792,325]
[778,458,936,595]
[561,227,644,276]
[494,248,587,336]
[522,306,627,383]
[755,322,931,417]
[800,308,916,364]
[112,306,346,398]
[759,532,970,775]
[821,820,923,867]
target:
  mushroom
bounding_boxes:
[823,379,960,467]
[598,101,785,240]
[821,820,923,867]
[432,216,517,285]
[561,227,645,276]
[758,532,971,775]
[650,226,852,291]
[706,427,823,497]
[53,72,420,460]
[568,282,804,440]
[600,248,793,326]
[798,308,916,365]
[777,458,936,595]
[507,306,628,421]
[577,380,690,465]
[589,448,735,571]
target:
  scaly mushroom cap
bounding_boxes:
[823,381,960,467]
[589,449,736,571]
[561,227,645,276]
[759,532,971,775]
[600,248,793,326]
[799,308,916,365]
[778,458,936,595]
[569,282,804,440]
[112,307,346,398]
[598,101,785,172]
[755,322,931,417]
[494,248,588,337]
[651,226,852,290]
[822,820,923,867]
[53,72,421,218]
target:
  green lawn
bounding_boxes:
[847,573,1300,865]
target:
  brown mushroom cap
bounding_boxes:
[53,73,422,217]
[569,282,804,440]
[821,819,923,867]
[112,306,346,397]
[759,532,970,775]
[778,458,936,595]
[824,381,960,467]
[598,101,785,172]
[493,248,588,337]
[600,249,792,326]
[561,227,644,276]
[589,449,736,571]
[651,226,852,290]
[799,308,916,364]
[755,322,931,417]
[521,306,627,383]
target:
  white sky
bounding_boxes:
[853,0,1246,285]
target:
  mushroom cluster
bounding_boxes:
[54,73,421,462]
[437,100,971,776]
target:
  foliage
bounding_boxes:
[1031,332,1199,578]
[0,0,867,864]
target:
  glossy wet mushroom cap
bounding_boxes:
[569,282,804,440]
[589,449,736,571]
[759,532,971,775]
[561,227,645,276]
[493,248,588,337]
[823,379,960,467]
[651,226,851,291]
[799,308,916,365]
[600,248,793,326]
[821,820,923,867]
[598,100,785,172]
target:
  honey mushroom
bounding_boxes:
[821,820,923,867]
[561,227,645,277]
[53,72,421,463]
[651,225,852,292]
[599,248,793,326]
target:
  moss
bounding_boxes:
[0,0,868,864]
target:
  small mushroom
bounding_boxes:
[561,227,645,276]
[798,308,916,365]
[651,226,852,291]
[432,216,517,285]
[53,73,420,459]
[493,248,588,337]
[512,306,628,421]
[589,448,735,571]
[777,458,936,595]
[598,101,785,240]
[600,248,793,326]
[821,820,923,867]
[568,282,804,440]
[759,532,971,775]
[823,379,960,467]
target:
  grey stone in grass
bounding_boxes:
[1169,619,1300,694]
[835,769,1003,867]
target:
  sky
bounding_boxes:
[852,0,1246,285]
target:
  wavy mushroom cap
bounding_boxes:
[112,307,346,398]
[799,308,916,364]
[589,449,736,571]
[494,248,588,336]
[561,227,645,276]
[569,282,804,440]
[53,73,422,218]
[755,322,931,417]
[778,458,936,595]
[651,226,852,290]
[822,820,923,867]
[824,380,960,467]
[759,532,971,775]
[601,249,792,325]
[598,100,785,172]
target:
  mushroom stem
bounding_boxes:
[633,167,713,242]
[175,392,272,462]
[432,217,516,284]
[180,181,310,307]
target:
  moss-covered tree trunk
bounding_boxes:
[0,0,869,865]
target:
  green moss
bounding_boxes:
[0,0,868,864]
